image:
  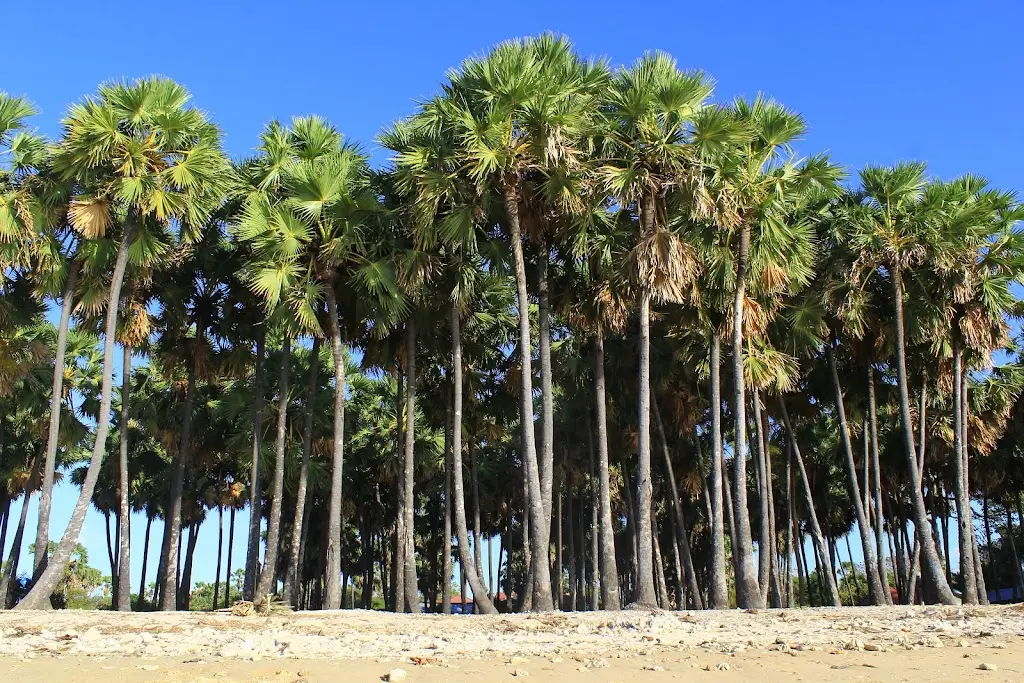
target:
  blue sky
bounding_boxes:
[3,0,1022,593]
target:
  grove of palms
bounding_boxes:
[2,35,1024,614]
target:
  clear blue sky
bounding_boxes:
[3,0,1022,593]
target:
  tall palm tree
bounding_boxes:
[602,52,714,606]
[17,77,228,609]
[848,162,957,605]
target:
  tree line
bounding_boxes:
[2,34,1024,613]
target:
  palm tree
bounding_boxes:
[847,162,957,605]
[17,77,228,609]
[235,116,378,606]
[438,35,607,610]
[602,52,714,606]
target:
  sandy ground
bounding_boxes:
[0,605,1021,682]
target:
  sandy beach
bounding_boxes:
[0,605,1021,682]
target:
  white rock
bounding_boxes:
[386,668,408,682]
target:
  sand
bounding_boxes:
[0,605,1021,682]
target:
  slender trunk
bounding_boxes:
[160,343,199,611]
[953,344,978,603]
[587,418,600,611]
[324,283,346,609]
[402,320,419,612]
[708,335,729,609]
[244,328,266,601]
[2,481,36,607]
[827,345,885,604]
[0,497,10,579]
[592,331,620,609]
[723,455,737,555]
[138,515,152,609]
[669,514,685,608]
[751,391,771,604]
[449,303,496,613]
[867,366,893,604]
[845,534,861,603]
[1008,504,1024,600]
[890,270,957,604]
[757,397,782,608]
[779,398,841,606]
[214,504,224,610]
[18,229,133,609]
[105,511,116,597]
[730,223,762,608]
[631,290,658,607]
[652,398,702,608]
[225,506,236,608]
[323,280,348,610]
[442,398,453,615]
[256,334,292,599]
[652,515,670,608]
[179,522,200,609]
[785,449,795,607]
[471,440,483,609]
[566,486,576,610]
[115,343,132,611]
[503,187,552,611]
[34,260,79,580]
[283,337,320,605]
[537,250,555,582]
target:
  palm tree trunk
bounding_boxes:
[785,449,795,607]
[567,487,576,610]
[890,270,957,604]
[471,441,483,609]
[502,186,552,611]
[105,511,116,591]
[652,398,703,608]
[751,392,771,605]
[621,459,639,600]
[449,302,497,613]
[115,343,132,611]
[592,331,620,609]
[631,289,659,608]
[778,398,841,606]
[324,282,346,610]
[669,513,685,608]
[256,334,292,600]
[730,222,762,609]
[244,327,266,601]
[757,396,783,607]
[1,479,36,607]
[587,418,600,611]
[159,338,199,611]
[537,250,555,572]
[214,504,224,610]
[179,522,200,609]
[34,259,79,580]
[17,228,134,610]
[708,335,729,609]
[284,337,320,606]
[867,365,893,604]
[225,506,236,608]
[827,345,885,604]
[138,515,152,608]
[952,344,978,603]
[652,515,670,608]
[442,398,453,615]
[403,319,419,612]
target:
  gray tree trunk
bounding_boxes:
[244,328,266,600]
[827,345,885,605]
[256,334,291,600]
[450,303,497,613]
[403,319,419,612]
[502,187,552,611]
[593,331,620,609]
[323,284,346,609]
[730,222,763,609]
[632,290,658,608]
[953,345,978,603]
[778,398,841,606]
[34,260,79,581]
[115,343,132,611]
[708,336,729,609]
[442,399,453,614]
[284,337,320,605]
[867,365,893,604]
[890,270,957,604]
[18,227,134,610]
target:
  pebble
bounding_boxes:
[978,662,998,671]
[512,669,530,676]
[863,643,884,652]
[642,664,665,671]
[385,668,408,682]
